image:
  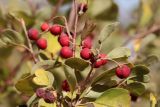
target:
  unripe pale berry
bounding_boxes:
[50,24,62,36]
[36,88,45,98]
[58,33,70,47]
[99,54,108,65]
[28,28,39,40]
[36,38,47,50]
[82,36,93,49]
[62,80,70,92]
[60,46,73,59]
[80,48,92,60]
[41,22,50,31]
[116,65,131,79]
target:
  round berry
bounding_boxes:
[28,28,39,40]
[44,91,55,103]
[99,54,108,65]
[50,24,62,36]
[93,59,103,68]
[41,22,50,31]
[36,38,47,50]
[62,80,70,92]
[82,36,93,49]
[58,33,70,47]
[36,88,45,98]
[116,65,131,79]
[60,46,73,59]
[80,48,92,60]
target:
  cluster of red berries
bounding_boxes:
[36,88,56,103]
[62,80,70,92]
[28,23,73,59]
[27,22,50,50]
[80,36,108,68]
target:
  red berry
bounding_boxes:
[50,24,62,36]
[99,54,108,65]
[41,22,50,31]
[60,46,73,58]
[82,36,93,49]
[80,48,92,60]
[116,65,131,79]
[36,38,47,50]
[36,88,45,98]
[93,59,103,68]
[28,28,39,40]
[62,80,70,92]
[58,33,70,47]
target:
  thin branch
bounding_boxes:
[73,0,78,57]
[20,19,38,63]
[123,24,160,45]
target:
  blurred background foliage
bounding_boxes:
[0,0,160,107]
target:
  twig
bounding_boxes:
[73,0,78,57]
[123,24,160,45]
[20,19,38,63]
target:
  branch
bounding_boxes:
[123,24,160,45]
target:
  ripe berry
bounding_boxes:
[36,38,47,50]
[41,22,50,31]
[82,36,93,49]
[62,80,70,92]
[80,48,92,60]
[116,65,131,79]
[28,28,39,40]
[60,46,73,59]
[93,59,103,68]
[58,33,70,47]
[99,54,108,65]
[78,3,88,14]
[44,91,55,103]
[36,88,45,98]
[50,24,62,36]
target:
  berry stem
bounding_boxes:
[20,19,38,63]
[73,0,78,57]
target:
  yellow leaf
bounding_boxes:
[33,69,53,86]
[150,93,157,107]
[43,32,61,55]
[134,39,142,52]
[139,0,153,26]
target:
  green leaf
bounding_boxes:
[144,55,159,66]
[108,47,131,59]
[64,66,77,93]
[32,60,57,73]
[15,74,39,96]
[129,75,150,83]
[132,65,150,75]
[125,82,145,96]
[65,57,89,71]
[94,88,131,107]
[38,98,56,107]
[0,29,23,48]
[99,22,119,42]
